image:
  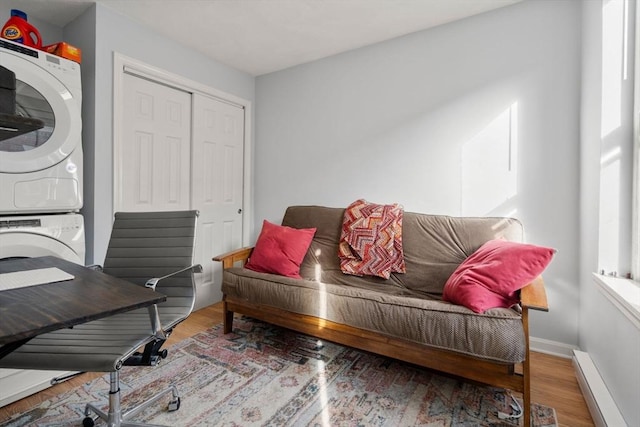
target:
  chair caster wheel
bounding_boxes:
[82,417,95,427]
[168,397,180,412]
[160,349,168,359]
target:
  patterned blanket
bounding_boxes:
[338,199,406,279]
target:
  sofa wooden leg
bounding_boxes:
[223,304,234,334]
[522,383,531,426]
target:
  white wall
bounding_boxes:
[255,0,581,345]
[64,4,255,264]
[579,1,639,425]
[62,7,96,267]
[4,0,638,423]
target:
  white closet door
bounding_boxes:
[192,93,244,307]
[115,64,246,308]
[117,73,192,211]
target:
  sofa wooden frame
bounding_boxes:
[214,247,549,426]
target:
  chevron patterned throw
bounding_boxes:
[338,199,406,279]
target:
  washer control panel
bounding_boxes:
[0,218,41,229]
[0,214,84,242]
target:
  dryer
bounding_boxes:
[0,38,82,214]
[0,212,85,407]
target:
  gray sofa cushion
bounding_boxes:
[222,205,528,364]
[222,267,526,363]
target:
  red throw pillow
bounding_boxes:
[245,220,317,278]
[443,239,555,313]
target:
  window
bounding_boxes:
[633,120,639,280]
[598,0,638,281]
[634,1,640,281]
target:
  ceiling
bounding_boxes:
[9,0,521,76]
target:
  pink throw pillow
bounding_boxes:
[245,220,317,278]
[443,239,555,313]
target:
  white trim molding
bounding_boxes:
[529,336,577,359]
[573,350,627,427]
[593,273,640,330]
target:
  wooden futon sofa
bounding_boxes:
[214,205,550,425]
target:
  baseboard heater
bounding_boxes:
[572,350,627,427]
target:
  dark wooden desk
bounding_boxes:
[0,256,166,356]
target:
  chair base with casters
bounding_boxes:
[82,371,180,427]
[80,328,184,427]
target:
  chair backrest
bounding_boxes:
[102,210,199,327]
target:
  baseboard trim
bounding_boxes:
[530,336,577,358]
[572,350,626,427]
[0,369,74,408]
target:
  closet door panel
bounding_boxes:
[118,73,191,211]
[192,94,244,306]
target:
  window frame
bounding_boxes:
[633,128,639,280]
[634,2,640,281]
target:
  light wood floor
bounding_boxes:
[0,303,594,426]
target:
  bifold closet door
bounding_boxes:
[116,72,245,307]
[118,73,192,211]
[192,93,244,305]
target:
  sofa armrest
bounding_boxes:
[520,276,549,312]
[213,247,254,269]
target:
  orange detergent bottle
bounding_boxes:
[1,9,42,49]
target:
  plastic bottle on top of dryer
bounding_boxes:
[1,9,42,49]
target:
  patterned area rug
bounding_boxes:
[1,317,557,427]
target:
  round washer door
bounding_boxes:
[0,52,81,173]
[0,232,81,264]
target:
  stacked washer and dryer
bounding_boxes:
[0,38,85,406]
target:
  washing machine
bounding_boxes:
[0,212,85,407]
[0,38,82,214]
[0,212,85,262]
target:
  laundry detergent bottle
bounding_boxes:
[2,9,42,49]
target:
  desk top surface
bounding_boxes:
[0,256,166,345]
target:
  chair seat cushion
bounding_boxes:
[1,309,158,372]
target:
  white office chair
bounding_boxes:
[0,210,201,427]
